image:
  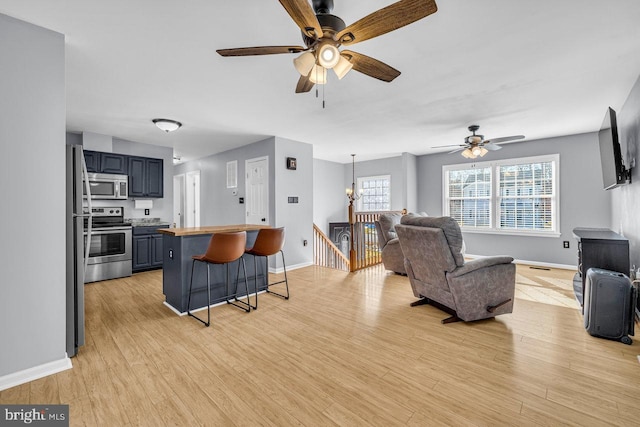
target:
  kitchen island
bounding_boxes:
[158,224,271,314]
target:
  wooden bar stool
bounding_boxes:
[187,231,250,327]
[244,227,289,309]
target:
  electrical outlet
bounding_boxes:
[563,241,570,249]
[144,209,150,215]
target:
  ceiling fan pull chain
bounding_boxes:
[322,81,325,109]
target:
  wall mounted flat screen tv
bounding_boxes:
[598,107,629,190]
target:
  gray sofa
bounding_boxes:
[375,213,406,275]
[396,215,516,323]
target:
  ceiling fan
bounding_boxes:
[433,125,525,159]
[216,0,438,93]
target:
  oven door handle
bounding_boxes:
[84,227,132,235]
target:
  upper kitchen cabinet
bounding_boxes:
[84,150,100,172]
[128,156,163,198]
[83,150,127,174]
[100,153,128,174]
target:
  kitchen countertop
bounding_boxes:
[125,218,172,227]
[157,224,270,237]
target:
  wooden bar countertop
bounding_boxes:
[157,224,270,237]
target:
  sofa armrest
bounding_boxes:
[448,256,514,278]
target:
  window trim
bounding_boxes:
[356,174,391,212]
[442,154,560,237]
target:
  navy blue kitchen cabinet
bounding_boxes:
[132,225,169,272]
[99,153,128,174]
[84,150,100,172]
[84,150,128,175]
[128,156,163,198]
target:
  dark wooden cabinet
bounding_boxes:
[84,150,99,172]
[128,156,163,198]
[572,227,629,306]
[132,225,169,272]
[99,153,128,174]
[146,158,163,197]
[84,150,163,198]
[128,157,145,197]
[133,235,152,271]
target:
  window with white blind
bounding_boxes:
[443,154,559,236]
[357,175,391,211]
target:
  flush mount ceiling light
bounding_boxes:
[152,118,182,133]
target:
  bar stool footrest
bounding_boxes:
[187,311,210,327]
[226,296,254,312]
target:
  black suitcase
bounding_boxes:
[584,268,636,345]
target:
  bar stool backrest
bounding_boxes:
[249,227,285,257]
[201,231,247,264]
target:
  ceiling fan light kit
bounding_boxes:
[216,0,438,94]
[333,55,353,79]
[318,43,340,68]
[433,125,525,159]
[308,64,327,84]
[293,51,316,76]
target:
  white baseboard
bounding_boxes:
[464,254,576,271]
[269,261,313,274]
[163,290,268,316]
[0,357,72,391]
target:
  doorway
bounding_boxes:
[173,174,185,228]
[173,170,200,227]
[245,156,269,225]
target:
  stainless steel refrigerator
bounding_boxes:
[65,145,92,357]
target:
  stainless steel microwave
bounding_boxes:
[84,173,128,200]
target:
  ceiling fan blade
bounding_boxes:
[431,144,464,148]
[279,0,324,39]
[217,46,306,56]
[448,147,465,154]
[484,135,525,145]
[336,0,438,46]
[342,50,400,82]
[295,74,314,93]
[483,143,502,151]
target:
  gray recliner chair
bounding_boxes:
[375,213,406,275]
[396,215,516,323]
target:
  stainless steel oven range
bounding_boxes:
[84,206,132,283]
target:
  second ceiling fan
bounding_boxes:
[433,125,526,159]
[217,0,438,93]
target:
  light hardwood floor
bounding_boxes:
[2,264,639,426]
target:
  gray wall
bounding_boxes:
[345,156,407,212]
[175,136,314,269]
[402,152,418,212]
[417,133,611,266]
[274,137,314,268]
[612,73,640,268]
[175,137,274,226]
[313,154,420,235]
[312,158,347,234]
[0,14,66,375]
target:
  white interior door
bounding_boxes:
[173,174,185,228]
[245,157,269,225]
[185,170,201,227]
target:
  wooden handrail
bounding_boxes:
[349,210,403,271]
[314,210,402,273]
[313,224,350,272]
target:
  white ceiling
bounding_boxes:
[2,0,640,163]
